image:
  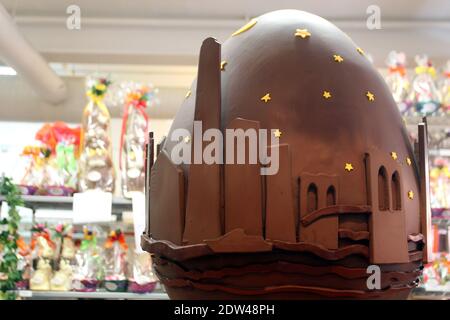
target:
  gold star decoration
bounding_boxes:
[391,151,398,160]
[232,18,257,37]
[185,90,191,99]
[184,136,191,143]
[323,91,332,99]
[345,163,354,172]
[406,157,412,166]
[408,190,414,200]
[333,54,344,63]
[273,129,282,138]
[220,60,227,71]
[366,91,375,101]
[261,93,271,103]
[294,28,311,39]
[357,47,365,55]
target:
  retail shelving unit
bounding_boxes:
[0,194,132,216]
[410,287,450,300]
[16,289,169,300]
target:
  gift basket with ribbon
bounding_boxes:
[78,78,115,193]
[119,83,157,198]
[29,223,56,291]
[72,226,105,292]
[128,251,157,293]
[409,54,442,115]
[385,51,412,114]
[35,122,80,196]
[440,60,450,114]
[104,229,128,292]
[18,146,49,195]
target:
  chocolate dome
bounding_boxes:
[143,10,431,299]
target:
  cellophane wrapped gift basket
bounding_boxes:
[118,83,157,198]
[72,226,105,292]
[103,229,128,292]
[78,78,115,193]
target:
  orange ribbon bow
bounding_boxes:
[104,229,128,251]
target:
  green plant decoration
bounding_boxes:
[0,176,24,300]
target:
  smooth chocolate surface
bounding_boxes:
[144,9,429,299]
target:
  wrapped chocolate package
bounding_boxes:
[410,54,441,115]
[50,122,80,195]
[385,51,411,114]
[30,223,55,261]
[440,61,450,113]
[78,78,115,193]
[72,226,105,292]
[128,251,157,293]
[29,224,55,291]
[15,237,31,290]
[430,158,450,209]
[50,259,73,291]
[18,146,46,195]
[49,224,75,290]
[103,229,128,292]
[120,85,152,197]
[19,123,80,196]
[52,223,75,261]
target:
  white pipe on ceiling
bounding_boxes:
[0,3,67,105]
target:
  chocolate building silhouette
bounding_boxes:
[142,10,431,299]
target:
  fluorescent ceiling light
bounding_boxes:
[0,66,17,76]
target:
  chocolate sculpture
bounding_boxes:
[142,10,432,299]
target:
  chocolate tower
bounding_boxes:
[142,10,431,299]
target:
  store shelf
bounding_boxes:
[17,289,169,300]
[0,195,133,215]
[410,287,450,300]
[433,218,450,226]
[404,114,450,127]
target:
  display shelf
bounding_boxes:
[404,114,449,126]
[0,194,132,215]
[432,217,450,226]
[16,289,169,300]
[410,287,450,300]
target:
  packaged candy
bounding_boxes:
[30,258,52,291]
[72,226,105,292]
[52,223,75,261]
[30,223,56,260]
[31,122,81,196]
[409,54,441,115]
[430,157,450,209]
[440,60,450,113]
[422,253,450,290]
[50,259,73,291]
[39,153,65,196]
[120,84,156,197]
[78,78,115,193]
[385,51,411,114]
[53,143,78,194]
[128,251,157,293]
[15,237,31,290]
[18,146,49,195]
[104,229,128,292]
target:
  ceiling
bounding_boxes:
[1,0,450,121]
[3,0,450,67]
[3,0,450,20]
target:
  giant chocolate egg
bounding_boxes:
[143,10,431,299]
